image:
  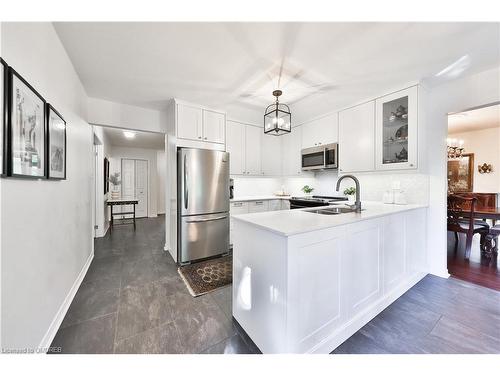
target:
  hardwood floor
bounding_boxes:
[447,231,500,291]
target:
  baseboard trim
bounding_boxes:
[38,251,94,350]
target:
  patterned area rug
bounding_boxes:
[178,256,232,297]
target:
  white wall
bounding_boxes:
[450,127,500,193]
[424,66,500,277]
[88,97,165,133]
[156,150,166,214]
[109,146,162,217]
[1,23,93,349]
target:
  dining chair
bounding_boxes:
[447,195,490,260]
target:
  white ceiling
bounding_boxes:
[448,103,500,134]
[54,22,500,118]
[101,126,165,149]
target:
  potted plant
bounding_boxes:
[301,185,314,196]
[344,186,356,204]
[108,172,121,199]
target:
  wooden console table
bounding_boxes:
[106,198,139,232]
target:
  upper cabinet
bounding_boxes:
[203,109,225,144]
[261,133,282,176]
[282,126,303,176]
[375,86,418,170]
[338,101,375,173]
[226,121,262,176]
[226,120,246,175]
[176,102,225,145]
[176,103,203,141]
[301,113,338,149]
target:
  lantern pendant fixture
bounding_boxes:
[264,90,291,136]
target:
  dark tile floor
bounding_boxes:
[51,216,500,354]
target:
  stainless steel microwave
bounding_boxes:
[301,143,338,171]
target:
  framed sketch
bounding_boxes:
[47,104,66,179]
[448,153,474,192]
[8,68,47,178]
[1,58,7,175]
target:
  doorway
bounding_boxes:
[446,102,500,290]
[121,158,148,218]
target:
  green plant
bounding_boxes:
[108,172,121,186]
[301,185,314,194]
[344,187,356,196]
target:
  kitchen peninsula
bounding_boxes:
[232,201,428,353]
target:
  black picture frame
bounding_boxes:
[7,67,47,179]
[0,58,8,176]
[46,103,67,180]
[104,157,110,194]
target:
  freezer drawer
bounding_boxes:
[179,212,229,263]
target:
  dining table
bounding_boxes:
[459,206,500,258]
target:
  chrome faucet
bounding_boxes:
[336,174,362,213]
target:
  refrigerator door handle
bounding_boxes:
[185,214,228,223]
[184,154,188,210]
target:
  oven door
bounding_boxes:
[301,146,326,171]
[324,143,338,169]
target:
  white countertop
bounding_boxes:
[232,201,427,236]
[230,195,290,202]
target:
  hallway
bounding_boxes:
[50,217,258,354]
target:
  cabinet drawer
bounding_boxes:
[248,200,269,213]
[230,201,249,215]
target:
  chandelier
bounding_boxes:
[447,138,465,159]
[264,90,291,136]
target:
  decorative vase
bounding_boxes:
[111,186,121,200]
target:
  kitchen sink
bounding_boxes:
[305,206,364,215]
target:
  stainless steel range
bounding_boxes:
[289,195,348,209]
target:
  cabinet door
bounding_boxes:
[261,133,282,176]
[383,213,407,293]
[301,114,338,149]
[248,200,269,213]
[245,125,262,175]
[282,126,303,176]
[177,103,203,141]
[281,200,290,210]
[203,109,225,144]
[338,101,375,173]
[375,86,417,170]
[226,120,245,175]
[268,200,282,211]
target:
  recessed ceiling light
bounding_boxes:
[123,131,136,139]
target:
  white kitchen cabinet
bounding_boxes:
[281,199,290,210]
[282,126,303,176]
[176,103,203,141]
[230,201,249,245]
[268,199,282,211]
[226,120,246,175]
[248,200,269,213]
[245,125,262,175]
[301,113,338,149]
[175,102,225,145]
[338,101,375,173]
[375,86,418,170]
[203,109,225,144]
[383,213,407,293]
[261,133,282,176]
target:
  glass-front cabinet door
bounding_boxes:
[375,86,418,170]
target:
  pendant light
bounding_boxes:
[264,90,291,136]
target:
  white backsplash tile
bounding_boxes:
[232,171,429,204]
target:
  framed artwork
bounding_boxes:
[47,104,66,179]
[1,58,7,175]
[448,153,474,193]
[8,68,47,178]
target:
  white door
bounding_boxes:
[226,120,245,175]
[177,103,203,141]
[121,159,136,218]
[135,160,148,218]
[203,109,225,144]
[244,125,262,175]
[338,101,376,173]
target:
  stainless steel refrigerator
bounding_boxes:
[177,148,230,264]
